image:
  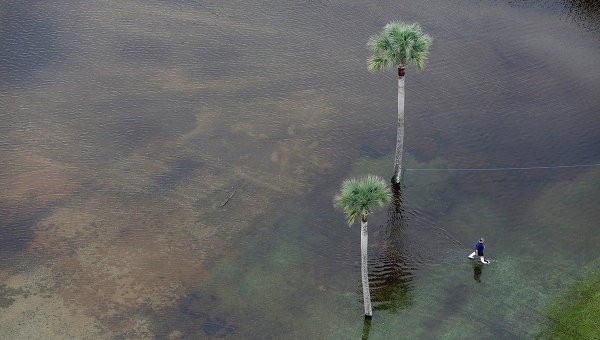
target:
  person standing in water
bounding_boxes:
[468,238,489,264]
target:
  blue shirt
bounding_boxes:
[475,241,484,255]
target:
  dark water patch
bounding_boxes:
[55,99,199,162]
[192,43,243,78]
[175,291,237,338]
[0,2,62,84]
[509,0,600,32]
[154,159,204,192]
[150,291,238,339]
[0,204,53,254]
[360,139,391,159]
[97,102,196,148]
[418,166,600,230]
[117,38,173,64]
[561,0,600,28]
[105,118,164,151]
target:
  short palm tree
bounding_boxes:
[368,22,432,184]
[334,175,391,317]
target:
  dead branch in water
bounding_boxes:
[220,187,236,207]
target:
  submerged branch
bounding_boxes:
[220,187,236,207]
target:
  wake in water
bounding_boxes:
[368,187,472,311]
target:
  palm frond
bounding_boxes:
[368,34,392,54]
[368,34,394,72]
[367,21,432,72]
[413,52,427,71]
[334,175,391,226]
[368,55,391,72]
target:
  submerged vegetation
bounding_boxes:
[541,271,600,339]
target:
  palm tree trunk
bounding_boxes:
[361,217,373,316]
[393,67,406,184]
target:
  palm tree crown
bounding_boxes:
[335,175,391,225]
[368,22,432,73]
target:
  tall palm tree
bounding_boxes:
[334,175,391,317]
[368,22,432,184]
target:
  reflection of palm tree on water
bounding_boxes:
[360,186,412,340]
[361,316,372,340]
[369,185,414,312]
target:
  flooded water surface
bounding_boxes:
[1,0,599,338]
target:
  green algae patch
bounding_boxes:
[541,271,600,339]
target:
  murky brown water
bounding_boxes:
[1,0,599,338]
